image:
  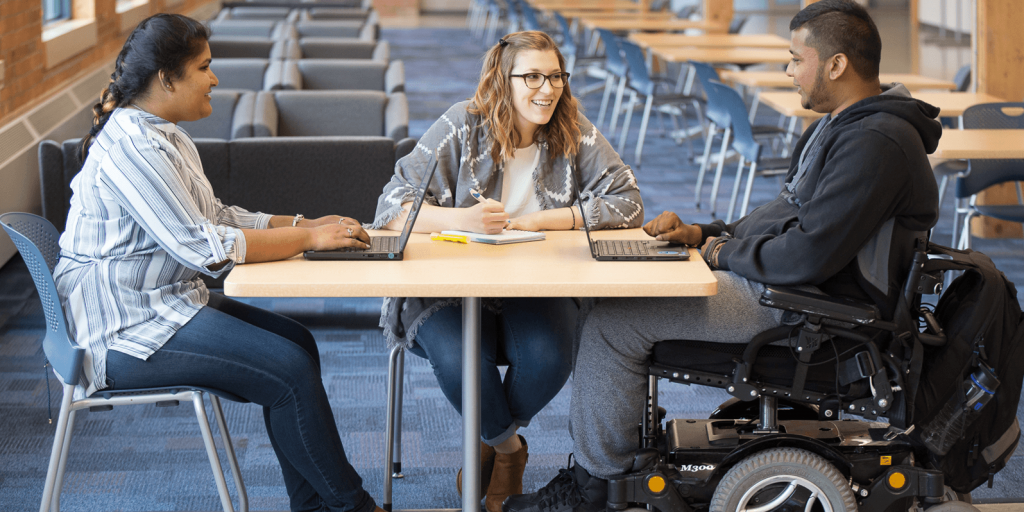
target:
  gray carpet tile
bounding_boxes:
[1,25,1023,511]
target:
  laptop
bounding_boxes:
[571,173,689,261]
[304,154,438,261]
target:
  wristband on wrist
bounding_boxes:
[569,208,576,230]
[292,214,304,227]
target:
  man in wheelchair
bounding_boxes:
[502,1,949,511]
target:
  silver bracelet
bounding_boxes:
[292,214,304,227]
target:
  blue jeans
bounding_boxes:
[409,298,577,445]
[106,293,375,512]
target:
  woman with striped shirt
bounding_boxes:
[54,14,381,512]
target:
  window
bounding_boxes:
[42,0,72,24]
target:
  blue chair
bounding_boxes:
[520,1,542,31]
[690,61,787,213]
[705,81,791,223]
[596,29,629,131]
[617,40,704,166]
[0,212,248,512]
[952,103,1024,249]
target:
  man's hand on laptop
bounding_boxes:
[643,211,702,246]
[311,223,371,251]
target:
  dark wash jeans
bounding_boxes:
[106,293,375,512]
[408,297,577,445]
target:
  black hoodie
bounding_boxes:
[700,85,943,316]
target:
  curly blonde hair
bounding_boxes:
[468,31,582,163]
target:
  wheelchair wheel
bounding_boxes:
[710,447,857,512]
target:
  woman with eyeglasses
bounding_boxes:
[370,30,642,512]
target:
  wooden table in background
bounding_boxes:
[757,91,1007,124]
[629,33,790,49]
[648,46,792,66]
[579,16,729,33]
[932,129,1024,159]
[720,70,958,91]
[225,229,717,512]
[530,0,641,10]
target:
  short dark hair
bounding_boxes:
[80,14,210,159]
[790,0,881,80]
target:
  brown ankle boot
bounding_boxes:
[457,441,496,498]
[484,435,529,512]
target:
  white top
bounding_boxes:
[54,108,271,398]
[500,143,543,219]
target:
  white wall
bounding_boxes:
[919,0,973,36]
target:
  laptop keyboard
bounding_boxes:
[339,236,398,253]
[597,240,650,256]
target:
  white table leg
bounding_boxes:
[462,296,482,511]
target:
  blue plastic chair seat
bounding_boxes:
[972,204,1024,223]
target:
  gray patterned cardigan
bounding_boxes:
[370,100,644,349]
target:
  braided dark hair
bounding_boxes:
[80,14,210,160]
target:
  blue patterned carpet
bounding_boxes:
[1,25,1023,511]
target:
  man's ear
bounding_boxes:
[828,53,850,81]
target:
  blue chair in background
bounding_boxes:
[0,212,249,512]
[690,61,787,212]
[520,1,542,31]
[617,40,704,166]
[952,102,1024,249]
[705,81,791,223]
[595,28,630,132]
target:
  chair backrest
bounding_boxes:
[225,6,295,20]
[706,81,760,162]
[689,60,729,128]
[209,36,279,59]
[596,29,627,78]
[297,39,386,60]
[293,20,367,39]
[728,15,748,34]
[210,59,271,90]
[620,41,654,96]
[956,102,1024,197]
[520,3,541,31]
[553,12,576,52]
[295,59,388,91]
[38,139,83,233]
[953,64,971,92]
[179,90,258,140]
[207,19,279,38]
[306,7,373,20]
[260,90,389,137]
[0,213,84,386]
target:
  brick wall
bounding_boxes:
[0,0,219,127]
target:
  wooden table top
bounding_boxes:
[756,91,1007,119]
[224,229,718,298]
[719,70,958,91]
[629,33,790,49]
[649,46,792,65]
[579,16,728,32]
[932,129,1024,159]
[553,8,670,17]
[530,0,640,10]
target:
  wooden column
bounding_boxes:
[973,0,1024,238]
[703,0,733,33]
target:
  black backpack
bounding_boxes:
[907,243,1024,493]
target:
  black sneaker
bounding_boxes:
[501,463,607,512]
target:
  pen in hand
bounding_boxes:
[470,189,511,229]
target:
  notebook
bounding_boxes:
[303,153,438,261]
[441,229,546,245]
[570,174,689,261]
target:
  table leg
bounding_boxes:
[463,296,482,512]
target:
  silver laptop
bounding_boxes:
[571,173,689,261]
[304,154,438,261]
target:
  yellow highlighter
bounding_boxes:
[430,232,468,244]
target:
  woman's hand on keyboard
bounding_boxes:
[310,223,371,251]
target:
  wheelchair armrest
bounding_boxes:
[759,286,885,327]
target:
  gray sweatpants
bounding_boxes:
[569,271,786,478]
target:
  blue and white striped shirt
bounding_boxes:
[54,108,271,398]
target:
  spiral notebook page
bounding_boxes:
[440,230,546,245]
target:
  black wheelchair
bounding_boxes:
[605,236,980,512]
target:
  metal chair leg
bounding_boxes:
[608,76,628,136]
[210,394,248,512]
[633,96,655,166]
[726,158,747,225]
[738,161,759,222]
[40,384,73,512]
[193,392,235,512]
[393,348,405,479]
[597,74,615,127]
[694,123,718,209]
[708,127,732,216]
[618,92,639,154]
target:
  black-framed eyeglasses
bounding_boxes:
[509,72,571,89]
